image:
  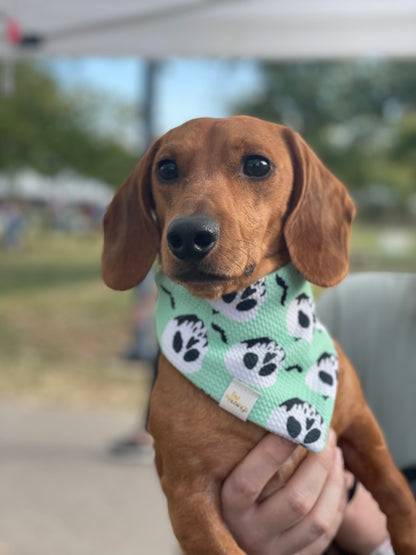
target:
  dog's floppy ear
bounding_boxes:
[283,129,356,288]
[102,140,160,290]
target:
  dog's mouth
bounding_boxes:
[173,268,231,284]
[165,261,257,300]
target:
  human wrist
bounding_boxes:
[369,537,394,555]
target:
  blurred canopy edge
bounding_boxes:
[1,0,416,59]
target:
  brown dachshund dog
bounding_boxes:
[102,116,416,554]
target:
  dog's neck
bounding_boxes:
[155,263,338,453]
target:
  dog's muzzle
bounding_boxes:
[167,215,220,260]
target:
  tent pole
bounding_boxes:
[143,59,159,149]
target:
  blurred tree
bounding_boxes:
[392,112,416,192]
[232,60,416,202]
[0,62,139,186]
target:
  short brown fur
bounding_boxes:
[102,116,416,554]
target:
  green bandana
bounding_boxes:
[155,263,338,453]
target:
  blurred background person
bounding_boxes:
[109,269,158,463]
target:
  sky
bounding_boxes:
[48,57,262,142]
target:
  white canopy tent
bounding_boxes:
[1,0,416,60]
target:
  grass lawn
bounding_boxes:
[1,221,415,410]
[0,232,152,412]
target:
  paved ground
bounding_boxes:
[0,400,179,555]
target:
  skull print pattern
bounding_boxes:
[161,315,208,373]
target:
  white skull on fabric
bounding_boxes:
[224,337,285,388]
[161,315,208,374]
[209,279,266,322]
[305,353,338,398]
[287,293,319,343]
[268,398,326,451]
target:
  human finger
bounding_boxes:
[283,447,347,555]
[255,429,337,534]
[222,433,297,515]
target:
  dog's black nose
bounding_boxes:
[167,216,220,260]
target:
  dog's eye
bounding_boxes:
[243,156,271,178]
[157,159,178,181]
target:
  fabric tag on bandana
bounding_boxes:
[220,378,260,421]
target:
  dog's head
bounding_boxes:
[102,116,355,298]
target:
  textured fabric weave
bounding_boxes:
[155,263,338,452]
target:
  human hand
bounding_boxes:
[221,429,347,555]
[334,474,389,555]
